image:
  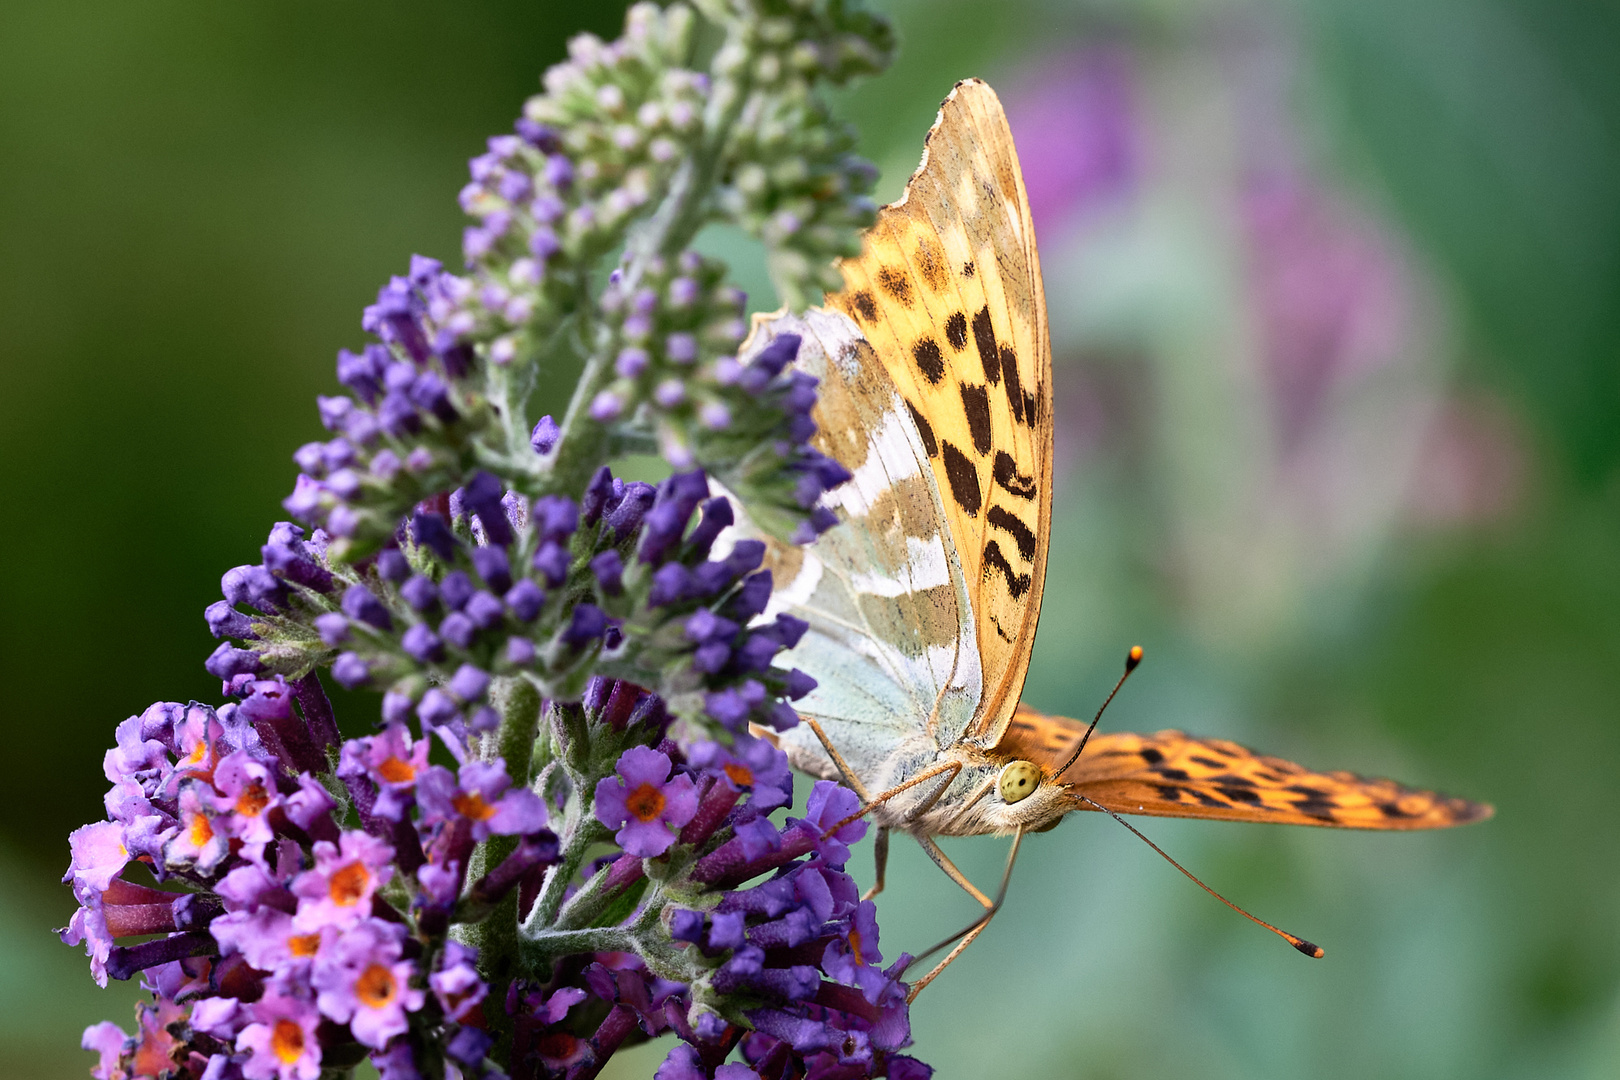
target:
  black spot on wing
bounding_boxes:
[1139,748,1164,765]
[1156,768,1191,782]
[877,267,912,306]
[959,384,992,454]
[1154,784,1184,802]
[912,337,945,384]
[940,441,981,517]
[962,260,975,278]
[1287,785,1338,820]
[1190,756,1226,770]
[992,452,1037,500]
[1219,786,1262,804]
[986,506,1036,561]
[1023,387,1041,428]
[1379,802,1416,819]
[1000,345,1024,424]
[945,311,968,351]
[850,291,877,322]
[904,399,937,458]
[982,540,1032,598]
[971,307,1000,386]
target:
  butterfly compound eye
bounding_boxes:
[997,760,1042,804]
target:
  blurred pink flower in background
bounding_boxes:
[1405,393,1527,528]
[1005,46,1140,238]
[1241,169,1413,452]
[995,25,1525,650]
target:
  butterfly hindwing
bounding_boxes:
[724,310,984,791]
[998,705,1493,830]
[828,78,1053,753]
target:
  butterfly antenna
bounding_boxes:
[1076,794,1323,958]
[1055,646,1144,777]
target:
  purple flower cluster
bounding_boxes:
[261,1,875,565]
[1003,47,1139,236]
[66,3,921,1078]
[490,691,926,1080]
[280,255,487,559]
[64,684,555,1079]
[692,329,851,546]
[214,462,822,740]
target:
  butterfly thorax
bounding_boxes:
[776,718,1071,838]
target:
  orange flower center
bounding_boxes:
[355,962,398,1009]
[271,1017,305,1064]
[723,763,755,787]
[327,862,370,906]
[376,756,416,784]
[288,933,321,958]
[536,1032,581,1062]
[452,791,496,821]
[847,928,865,965]
[624,783,666,822]
[189,813,214,848]
[235,781,270,818]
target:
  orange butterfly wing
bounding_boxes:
[999,705,1492,830]
[827,79,1052,753]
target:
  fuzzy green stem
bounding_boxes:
[488,675,541,782]
[518,925,638,971]
[551,858,633,932]
[521,810,610,939]
[480,354,539,480]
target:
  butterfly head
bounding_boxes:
[995,758,1069,832]
[997,759,1042,804]
[924,749,1074,837]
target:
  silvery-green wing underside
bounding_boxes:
[715,308,983,793]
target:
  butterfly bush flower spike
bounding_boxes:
[58,4,950,1080]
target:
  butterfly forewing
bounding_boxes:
[828,79,1053,753]
[999,705,1493,830]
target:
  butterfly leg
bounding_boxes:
[864,827,890,901]
[801,718,966,835]
[798,715,874,800]
[903,827,1025,1001]
[799,715,952,902]
[827,761,963,835]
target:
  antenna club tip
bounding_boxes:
[1125,646,1143,670]
[1293,939,1325,959]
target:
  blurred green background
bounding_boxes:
[3,1,1617,1078]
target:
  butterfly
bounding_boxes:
[731,79,1491,995]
